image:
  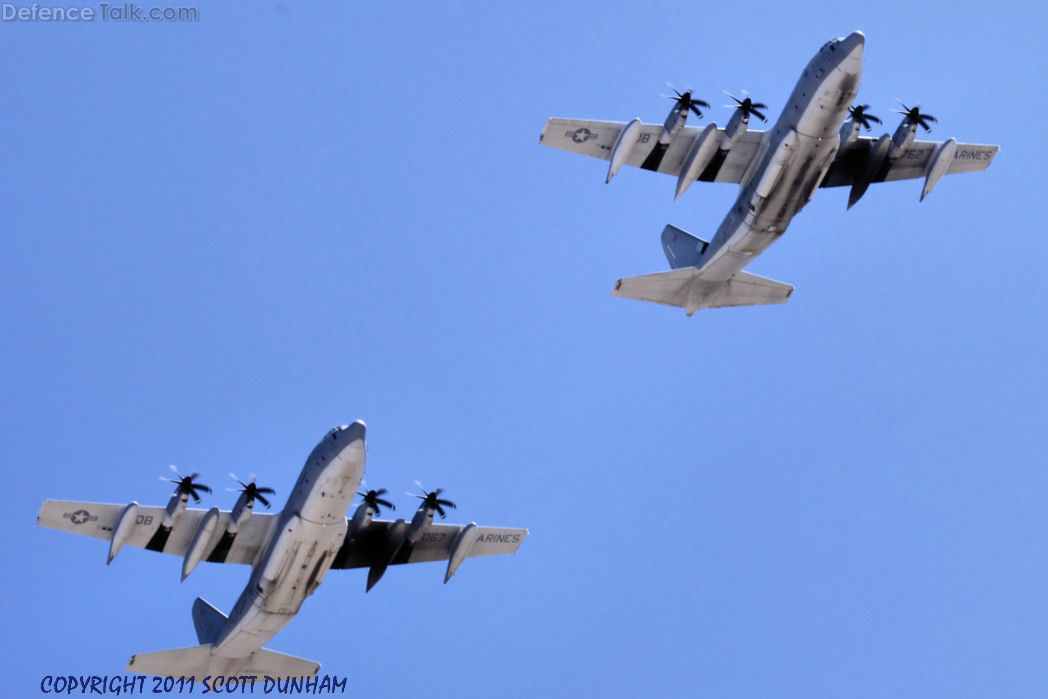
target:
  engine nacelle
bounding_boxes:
[889,117,917,159]
[444,523,477,583]
[160,489,190,529]
[182,507,220,581]
[659,103,689,145]
[347,500,373,534]
[921,138,957,201]
[108,502,139,564]
[407,502,435,545]
[606,118,642,183]
[227,492,254,535]
[721,109,750,151]
[839,117,862,147]
[675,123,722,200]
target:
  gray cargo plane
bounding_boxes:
[38,422,527,678]
[540,31,998,314]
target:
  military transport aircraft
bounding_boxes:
[540,31,999,315]
[37,422,527,678]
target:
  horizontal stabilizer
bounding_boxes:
[127,644,319,679]
[661,224,709,269]
[612,268,793,315]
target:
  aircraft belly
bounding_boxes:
[296,444,365,525]
[214,517,345,658]
[698,222,778,282]
[263,519,344,610]
[793,65,860,139]
[700,131,832,280]
[214,599,296,659]
[749,130,838,228]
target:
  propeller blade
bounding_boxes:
[255,493,270,508]
[360,488,395,515]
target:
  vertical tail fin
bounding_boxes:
[661,224,709,269]
[192,597,228,645]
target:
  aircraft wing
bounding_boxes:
[330,519,527,574]
[37,500,276,565]
[540,118,765,183]
[821,138,999,188]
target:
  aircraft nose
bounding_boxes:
[832,30,864,72]
[842,30,864,56]
[327,420,366,444]
[343,420,366,443]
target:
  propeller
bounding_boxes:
[894,102,936,132]
[410,481,457,519]
[164,466,211,503]
[725,91,768,122]
[228,473,275,509]
[357,487,395,516]
[848,104,882,131]
[666,84,710,118]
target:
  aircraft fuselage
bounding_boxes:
[696,32,864,282]
[212,422,366,659]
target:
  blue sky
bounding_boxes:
[2,1,1045,696]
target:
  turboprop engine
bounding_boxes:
[348,487,394,533]
[226,474,275,533]
[721,92,767,150]
[112,469,211,563]
[661,87,709,141]
[839,104,882,146]
[889,102,936,158]
[162,467,211,525]
[154,469,210,543]
[407,484,456,544]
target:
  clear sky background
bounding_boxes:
[2,1,1045,696]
